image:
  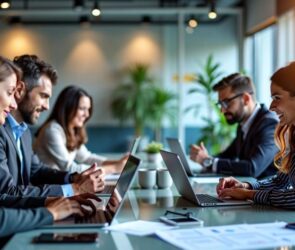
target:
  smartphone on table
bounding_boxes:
[33,232,99,243]
[159,216,203,226]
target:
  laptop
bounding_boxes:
[166,137,220,177]
[100,137,141,195]
[160,150,253,207]
[47,155,141,228]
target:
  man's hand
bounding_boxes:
[45,193,101,221]
[71,163,105,195]
[190,142,209,165]
[216,177,250,196]
[46,197,84,221]
[218,188,256,200]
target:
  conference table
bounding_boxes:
[3,174,295,250]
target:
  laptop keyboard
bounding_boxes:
[75,210,107,224]
[196,194,224,203]
[100,185,115,194]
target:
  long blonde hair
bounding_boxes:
[274,124,295,173]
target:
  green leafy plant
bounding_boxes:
[145,141,163,154]
[111,64,155,137]
[111,64,177,140]
[148,87,177,141]
[186,55,236,154]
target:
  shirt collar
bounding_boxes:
[7,114,28,140]
[241,103,261,138]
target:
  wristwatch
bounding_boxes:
[202,157,214,168]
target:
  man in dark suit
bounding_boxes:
[0,193,100,247]
[190,73,278,178]
[0,54,105,197]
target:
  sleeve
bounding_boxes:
[0,136,64,197]
[0,207,53,237]
[0,194,46,208]
[75,144,107,166]
[215,115,278,178]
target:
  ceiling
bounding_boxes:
[0,0,244,25]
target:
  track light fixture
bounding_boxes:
[208,0,217,19]
[0,0,10,9]
[187,15,198,28]
[91,0,101,17]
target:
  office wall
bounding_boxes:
[0,16,239,152]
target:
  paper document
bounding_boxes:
[156,222,295,250]
[108,220,175,236]
[192,177,221,184]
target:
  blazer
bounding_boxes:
[34,121,106,173]
[0,207,53,239]
[216,104,279,178]
[0,119,68,197]
[0,194,46,208]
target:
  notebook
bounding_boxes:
[160,150,253,207]
[166,137,220,177]
[46,155,141,228]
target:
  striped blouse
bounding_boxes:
[248,156,295,208]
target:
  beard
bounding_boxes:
[224,103,245,125]
[18,97,41,125]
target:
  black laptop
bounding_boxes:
[46,155,141,228]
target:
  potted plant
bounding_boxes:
[111,64,155,137]
[144,141,163,164]
[186,55,236,154]
[148,87,177,142]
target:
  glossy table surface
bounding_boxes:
[4,176,295,250]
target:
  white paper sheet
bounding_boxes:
[192,177,221,183]
[156,222,295,250]
[107,220,175,236]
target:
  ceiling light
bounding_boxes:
[91,0,101,17]
[1,0,10,9]
[208,0,217,19]
[187,16,198,28]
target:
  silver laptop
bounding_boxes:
[160,150,253,207]
[47,155,141,228]
[99,137,141,196]
[166,137,220,177]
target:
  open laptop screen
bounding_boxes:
[104,155,141,223]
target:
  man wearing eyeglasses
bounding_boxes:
[190,73,278,178]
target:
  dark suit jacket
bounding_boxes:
[216,104,278,178]
[0,194,46,208]
[0,207,53,241]
[0,119,69,196]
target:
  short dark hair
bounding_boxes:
[39,85,93,151]
[0,56,22,82]
[213,73,256,97]
[13,54,58,91]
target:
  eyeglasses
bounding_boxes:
[216,92,253,109]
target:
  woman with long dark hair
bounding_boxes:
[34,85,127,173]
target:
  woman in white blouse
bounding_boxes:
[34,86,127,173]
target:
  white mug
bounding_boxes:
[157,168,173,189]
[138,169,157,189]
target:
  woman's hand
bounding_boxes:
[216,176,250,196]
[218,188,256,200]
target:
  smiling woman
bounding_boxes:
[34,85,128,174]
[0,56,21,124]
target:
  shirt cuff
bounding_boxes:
[64,172,71,184]
[212,158,219,173]
[246,180,260,190]
[61,184,74,197]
